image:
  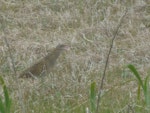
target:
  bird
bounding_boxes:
[19,44,69,78]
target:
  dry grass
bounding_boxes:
[0,0,150,113]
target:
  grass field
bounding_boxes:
[0,0,150,113]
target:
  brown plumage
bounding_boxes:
[19,44,69,78]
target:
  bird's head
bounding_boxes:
[56,44,70,51]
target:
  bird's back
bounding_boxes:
[19,58,48,78]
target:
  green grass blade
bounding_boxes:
[0,76,4,86]
[0,98,5,113]
[90,82,96,113]
[0,76,6,113]
[144,76,150,107]
[144,76,149,94]
[0,76,11,113]
[137,84,141,100]
[128,64,144,89]
[4,85,11,113]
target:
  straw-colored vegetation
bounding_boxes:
[0,0,150,112]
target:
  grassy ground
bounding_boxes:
[0,0,150,113]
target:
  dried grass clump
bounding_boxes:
[0,0,150,112]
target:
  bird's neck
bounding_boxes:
[46,49,63,63]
